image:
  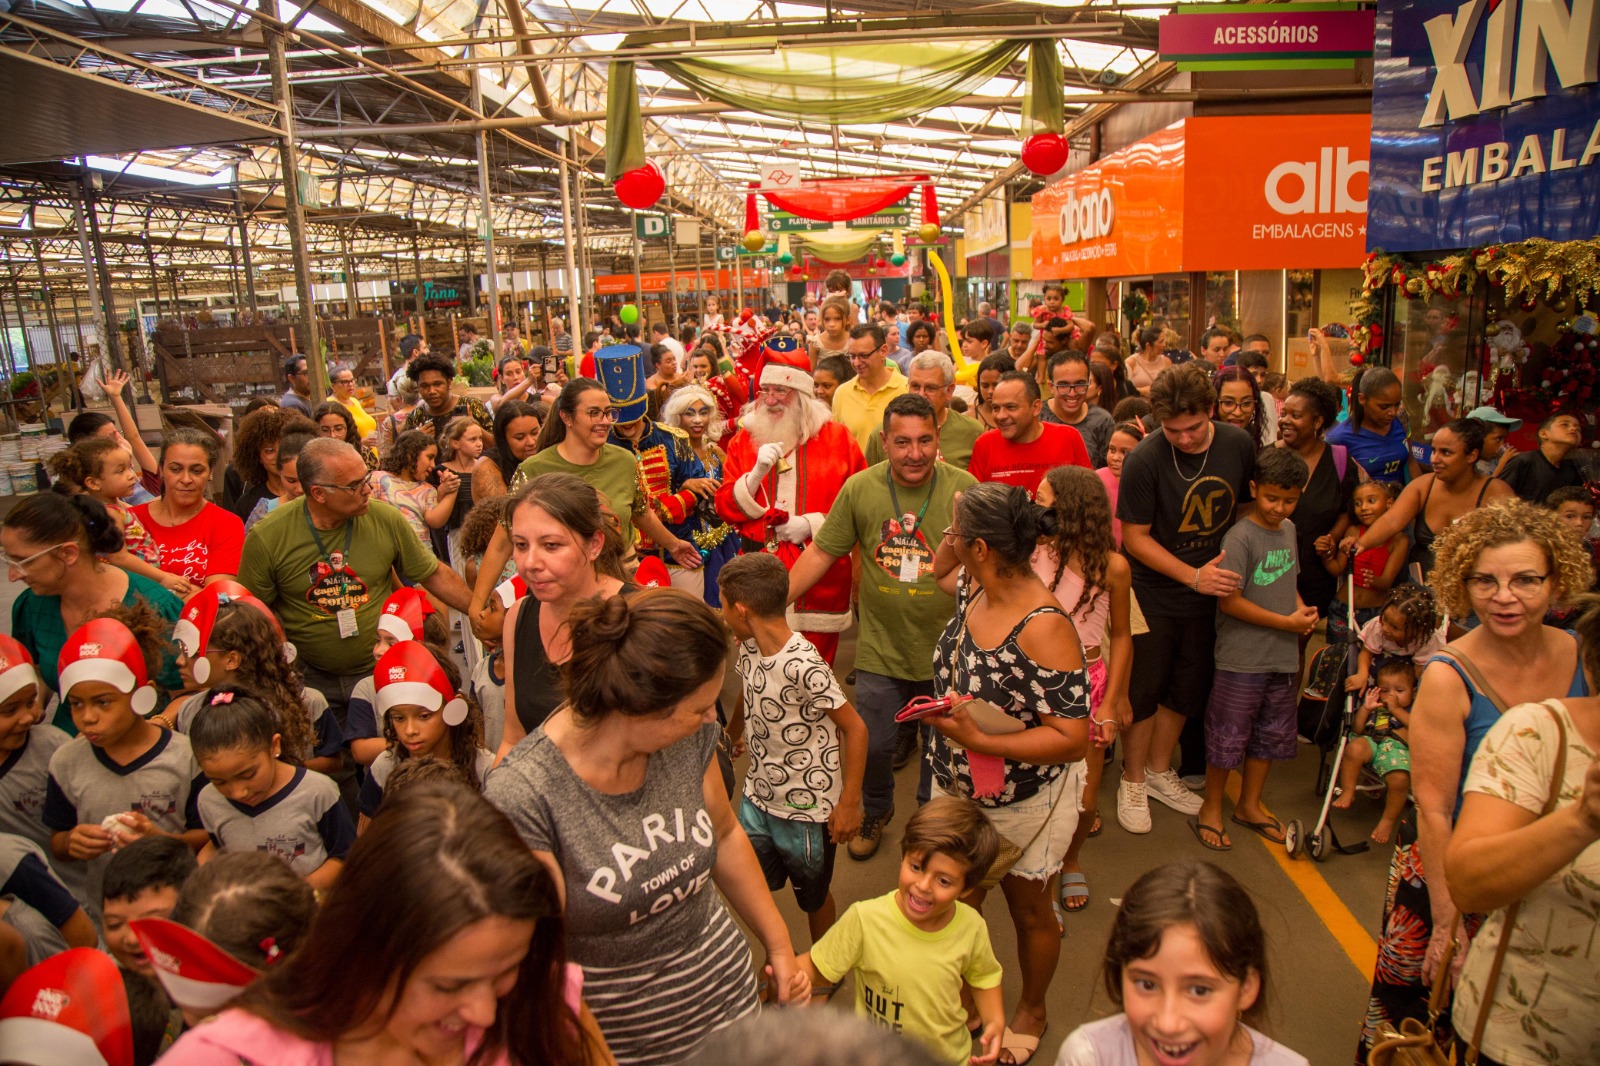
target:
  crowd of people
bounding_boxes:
[1,289,1598,1066]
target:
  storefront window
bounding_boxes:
[1285,271,1315,344]
[1203,272,1237,335]
[1150,275,1191,341]
[1388,282,1484,444]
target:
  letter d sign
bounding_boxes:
[635,215,672,239]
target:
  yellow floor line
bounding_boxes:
[1225,779,1379,978]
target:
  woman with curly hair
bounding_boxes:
[312,401,379,471]
[1034,465,1132,920]
[1357,498,1593,1061]
[222,408,317,521]
[661,384,736,605]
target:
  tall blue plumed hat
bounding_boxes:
[594,344,648,424]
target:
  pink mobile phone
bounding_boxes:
[895,695,953,723]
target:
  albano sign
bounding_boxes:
[1030,115,1371,279]
[1368,0,1599,252]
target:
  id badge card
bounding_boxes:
[337,607,359,639]
[898,551,921,583]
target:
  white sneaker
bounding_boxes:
[1117,778,1152,834]
[1145,768,1204,815]
[1180,774,1207,791]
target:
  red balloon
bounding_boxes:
[614,163,665,210]
[875,257,888,268]
[1020,133,1070,176]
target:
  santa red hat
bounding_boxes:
[375,641,467,726]
[0,948,133,1066]
[377,587,434,643]
[0,634,40,706]
[633,556,671,589]
[174,586,294,685]
[129,917,260,1012]
[494,575,528,609]
[759,338,814,397]
[57,618,157,716]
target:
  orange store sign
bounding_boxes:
[1031,115,1370,279]
[593,268,769,295]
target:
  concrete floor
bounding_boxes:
[736,628,1395,1066]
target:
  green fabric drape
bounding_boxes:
[648,40,1026,125]
[1022,43,1064,136]
[605,61,646,182]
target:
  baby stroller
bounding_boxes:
[1286,575,1370,862]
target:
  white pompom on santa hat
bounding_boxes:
[0,947,134,1066]
[175,585,295,685]
[56,618,158,717]
[758,340,815,397]
[375,640,468,727]
[130,916,260,1011]
[0,634,40,706]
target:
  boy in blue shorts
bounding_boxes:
[720,552,867,945]
[1196,446,1321,851]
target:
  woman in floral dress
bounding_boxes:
[930,481,1092,1066]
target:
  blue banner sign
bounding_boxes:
[1368,0,1599,253]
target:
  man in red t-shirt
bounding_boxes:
[966,371,1090,493]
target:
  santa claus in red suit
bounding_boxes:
[717,345,865,664]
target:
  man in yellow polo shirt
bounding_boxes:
[832,323,908,450]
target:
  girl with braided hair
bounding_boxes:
[1344,583,1447,696]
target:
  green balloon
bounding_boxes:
[619,304,639,325]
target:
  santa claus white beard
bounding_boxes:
[742,396,831,450]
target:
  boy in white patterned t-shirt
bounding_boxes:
[720,553,868,947]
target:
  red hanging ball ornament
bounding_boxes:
[1020,132,1070,176]
[614,163,665,210]
[875,257,888,268]
[1350,352,1365,366]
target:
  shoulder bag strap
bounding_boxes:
[1463,700,1570,1064]
[1433,649,1512,715]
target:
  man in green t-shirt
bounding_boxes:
[240,439,472,724]
[865,351,981,470]
[788,393,976,860]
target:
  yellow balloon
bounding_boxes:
[926,251,977,385]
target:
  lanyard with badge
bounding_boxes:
[304,506,360,638]
[885,465,936,583]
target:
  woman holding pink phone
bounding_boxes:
[930,481,1092,1065]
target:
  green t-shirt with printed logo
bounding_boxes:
[1213,514,1301,674]
[814,461,975,681]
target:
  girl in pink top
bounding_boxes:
[1097,420,1146,549]
[161,781,605,1066]
[1033,465,1134,919]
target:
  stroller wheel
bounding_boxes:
[1283,819,1305,859]
[1310,831,1331,862]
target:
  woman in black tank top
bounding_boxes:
[499,472,632,756]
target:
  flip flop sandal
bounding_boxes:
[1189,819,1233,851]
[1231,814,1287,845]
[1000,1025,1048,1065]
[1058,872,1090,913]
[1087,813,1103,838]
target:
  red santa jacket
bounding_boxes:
[717,419,865,631]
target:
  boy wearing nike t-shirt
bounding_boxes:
[1193,446,1320,853]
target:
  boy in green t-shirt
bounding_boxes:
[800,797,1006,1065]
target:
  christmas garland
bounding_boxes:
[1348,237,1600,358]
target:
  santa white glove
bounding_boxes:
[745,442,786,494]
[775,515,812,545]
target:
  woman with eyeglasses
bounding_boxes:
[3,492,183,731]
[312,401,381,472]
[1211,366,1273,449]
[1342,418,1516,579]
[327,363,377,443]
[1358,499,1592,1060]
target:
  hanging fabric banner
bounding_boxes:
[758,174,929,222]
[795,230,880,264]
[604,61,646,182]
[1022,42,1064,137]
[646,40,1025,125]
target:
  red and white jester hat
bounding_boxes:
[375,640,467,726]
[377,587,435,643]
[174,585,296,684]
[129,917,260,1012]
[0,947,133,1066]
[57,618,157,716]
[0,634,40,706]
